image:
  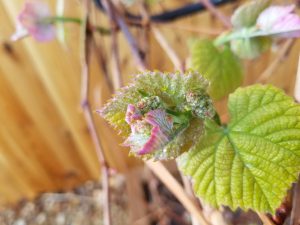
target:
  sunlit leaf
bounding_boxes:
[179,84,300,213]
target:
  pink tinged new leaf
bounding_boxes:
[138,109,173,155]
[12,1,55,42]
[257,5,300,38]
[124,109,173,155]
[145,109,173,135]
[123,120,151,149]
[138,126,170,155]
[257,5,295,30]
[125,104,142,124]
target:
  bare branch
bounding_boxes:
[100,0,123,89]
[258,39,295,83]
[90,38,114,92]
[257,213,275,225]
[138,3,184,72]
[180,171,202,225]
[80,2,112,225]
[89,4,114,92]
[152,26,184,72]
[159,24,224,36]
[199,0,232,29]
[290,175,300,225]
[95,0,236,24]
[110,28,123,89]
[137,2,151,67]
[102,0,146,71]
[146,161,212,225]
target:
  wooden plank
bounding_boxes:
[0,40,91,182]
[1,0,101,177]
[0,127,54,190]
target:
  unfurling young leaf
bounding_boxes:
[230,36,271,59]
[231,0,271,29]
[224,0,300,59]
[178,85,300,213]
[190,40,243,100]
[256,4,300,38]
[229,0,271,59]
[100,71,216,160]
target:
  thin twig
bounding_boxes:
[159,23,224,36]
[199,0,232,29]
[109,25,123,90]
[132,206,167,225]
[103,0,147,71]
[95,0,236,24]
[139,3,184,72]
[257,213,275,225]
[138,2,151,67]
[180,171,202,225]
[294,55,300,103]
[80,2,112,225]
[146,161,212,225]
[101,0,123,89]
[90,38,114,92]
[257,39,295,83]
[290,175,300,225]
[90,4,114,92]
[152,26,184,72]
[180,170,230,225]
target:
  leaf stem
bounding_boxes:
[48,16,82,24]
[214,27,300,46]
[199,0,232,29]
[43,16,111,35]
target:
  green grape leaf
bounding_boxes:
[179,84,300,213]
[231,0,271,28]
[191,39,243,100]
[231,36,272,59]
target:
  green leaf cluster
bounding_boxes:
[231,0,271,28]
[101,71,209,134]
[100,71,211,160]
[179,85,300,213]
[229,0,272,59]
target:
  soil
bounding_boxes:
[0,173,281,225]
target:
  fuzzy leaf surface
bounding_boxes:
[179,85,300,213]
[100,71,210,160]
[191,40,243,100]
